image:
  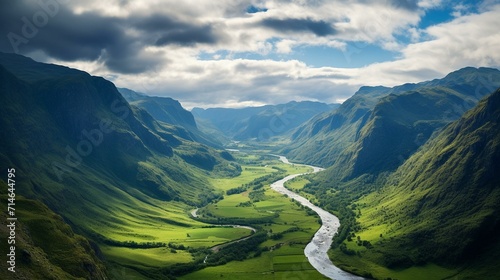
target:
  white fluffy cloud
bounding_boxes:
[8,0,499,108]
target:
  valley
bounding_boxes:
[1,52,499,280]
[3,1,500,279]
[180,152,330,279]
[175,151,366,280]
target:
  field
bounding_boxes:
[180,153,327,279]
[88,151,326,279]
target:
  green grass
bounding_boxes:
[0,190,107,280]
[284,177,311,191]
[181,156,326,279]
[210,165,277,192]
[330,250,458,280]
[178,252,274,280]
[101,246,193,268]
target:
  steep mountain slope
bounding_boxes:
[333,88,500,279]
[284,86,391,166]
[0,52,240,276]
[118,88,221,147]
[192,101,336,141]
[0,184,107,280]
[286,67,500,172]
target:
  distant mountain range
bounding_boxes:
[192,101,338,142]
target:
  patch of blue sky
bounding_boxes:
[246,5,268,14]
[198,43,397,68]
[418,0,479,29]
[278,43,398,68]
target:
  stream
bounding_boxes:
[271,155,365,280]
[191,154,364,279]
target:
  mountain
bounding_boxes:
[0,185,107,279]
[0,52,240,277]
[331,88,500,279]
[286,67,500,176]
[118,87,222,147]
[192,101,337,141]
[283,86,391,167]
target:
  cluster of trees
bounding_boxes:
[205,232,268,265]
[86,231,168,248]
[226,186,246,195]
[225,167,287,197]
[339,243,356,256]
[134,232,269,278]
[301,176,361,248]
[270,226,301,240]
[237,201,252,207]
[195,215,276,225]
[213,162,242,177]
[197,191,223,206]
[118,241,167,248]
[249,189,266,202]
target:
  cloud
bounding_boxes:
[260,18,336,36]
[0,0,159,73]
[246,5,268,14]
[110,3,500,107]
[132,14,223,46]
[155,25,219,46]
[0,1,223,73]
[1,0,498,108]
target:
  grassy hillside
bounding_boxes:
[329,89,500,279]
[286,67,500,169]
[0,52,243,278]
[283,86,390,167]
[0,181,107,279]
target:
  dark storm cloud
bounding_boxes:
[0,1,123,61]
[155,25,218,46]
[133,14,220,47]
[357,0,419,11]
[261,18,336,36]
[0,0,221,74]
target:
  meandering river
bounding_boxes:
[192,154,364,279]
[271,155,365,280]
[190,208,257,253]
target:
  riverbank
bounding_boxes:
[271,155,365,280]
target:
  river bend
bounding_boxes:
[271,155,365,280]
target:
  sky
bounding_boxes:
[1,0,500,109]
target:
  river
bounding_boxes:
[271,155,365,280]
[190,208,257,254]
[192,154,364,279]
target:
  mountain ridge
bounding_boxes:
[118,87,222,147]
[0,52,241,278]
[285,67,500,173]
[329,88,500,278]
[193,100,338,141]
